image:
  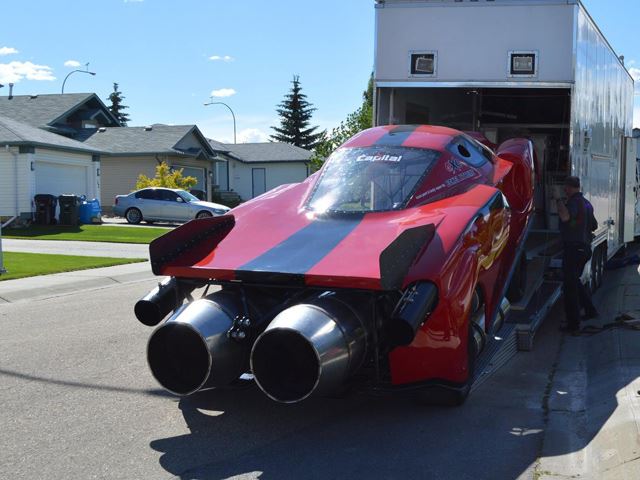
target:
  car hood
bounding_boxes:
[150,181,501,291]
[190,200,229,211]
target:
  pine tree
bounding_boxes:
[270,75,322,149]
[107,82,130,126]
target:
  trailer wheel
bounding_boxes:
[590,246,604,292]
[507,253,527,303]
[596,246,605,289]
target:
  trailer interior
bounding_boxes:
[376,86,583,349]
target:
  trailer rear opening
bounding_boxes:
[374,0,635,353]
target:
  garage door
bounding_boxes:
[35,162,88,197]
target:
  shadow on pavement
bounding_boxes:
[0,368,173,398]
[150,380,548,479]
[148,249,640,480]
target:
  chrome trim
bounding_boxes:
[251,295,367,404]
[147,294,246,396]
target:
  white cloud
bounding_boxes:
[634,105,640,128]
[238,128,270,143]
[210,88,236,98]
[0,61,55,83]
[64,60,81,68]
[0,47,18,56]
[209,55,234,62]
[629,67,640,82]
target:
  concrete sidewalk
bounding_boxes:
[0,261,156,304]
[2,239,149,259]
[536,254,640,479]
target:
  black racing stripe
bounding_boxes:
[374,125,419,147]
[238,216,363,276]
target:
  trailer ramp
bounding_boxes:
[472,279,563,390]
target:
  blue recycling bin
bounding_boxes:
[79,198,102,224]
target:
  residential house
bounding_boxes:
[80,124,220,211]
[0,93,222,215]
[211,141,313,201]
[0,114,102,219]
[0,93,120,135]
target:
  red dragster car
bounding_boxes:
[136,125,535,405]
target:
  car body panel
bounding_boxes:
[146,125,535,389]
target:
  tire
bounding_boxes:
[196,211,213,219]
[125,208,142,224]
[590,246,604,292]
[507,253,527,303]
[596,247,605,289]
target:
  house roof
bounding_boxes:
[0,93,119,129]
[212,141,313,163]
[80,124,217,157]
[0,114,101,154]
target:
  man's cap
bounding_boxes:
[564,176,580,188]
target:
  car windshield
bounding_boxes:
[307,146,440,213]
[177,190,199,202]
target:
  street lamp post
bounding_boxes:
[204,100,237,144]
[61,69,96,94]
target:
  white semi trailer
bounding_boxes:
[374,0,636,349]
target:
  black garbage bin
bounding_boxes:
[58,195,81,226]
[34,194,57,225]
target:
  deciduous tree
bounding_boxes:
[135,162,197,190]
[311,74,373,170]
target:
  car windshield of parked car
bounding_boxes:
[177,190,199,203]
[307,146,440,213]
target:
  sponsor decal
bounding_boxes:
[356,153,403,163]
[445,158,464,173]
[415,169,479,200]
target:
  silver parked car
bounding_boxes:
[114,188,230,224]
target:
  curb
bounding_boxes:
[0,262,157,304]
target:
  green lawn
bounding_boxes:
[3,224,171,244]
[0,252,146,281]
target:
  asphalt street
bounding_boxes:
[0,277,564,480]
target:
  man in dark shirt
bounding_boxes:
[556,176,598,332]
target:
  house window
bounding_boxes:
[509,51,537,77]
[409,51,437,77]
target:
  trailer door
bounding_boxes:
[624,137,637,243]
[610,136,624,251]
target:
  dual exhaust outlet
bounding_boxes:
[137,280,439,403]
[138,283,367,403]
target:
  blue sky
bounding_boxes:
[0,0,637,143]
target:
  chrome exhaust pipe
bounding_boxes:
[147,291,247,396]
[251,293,367,403]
